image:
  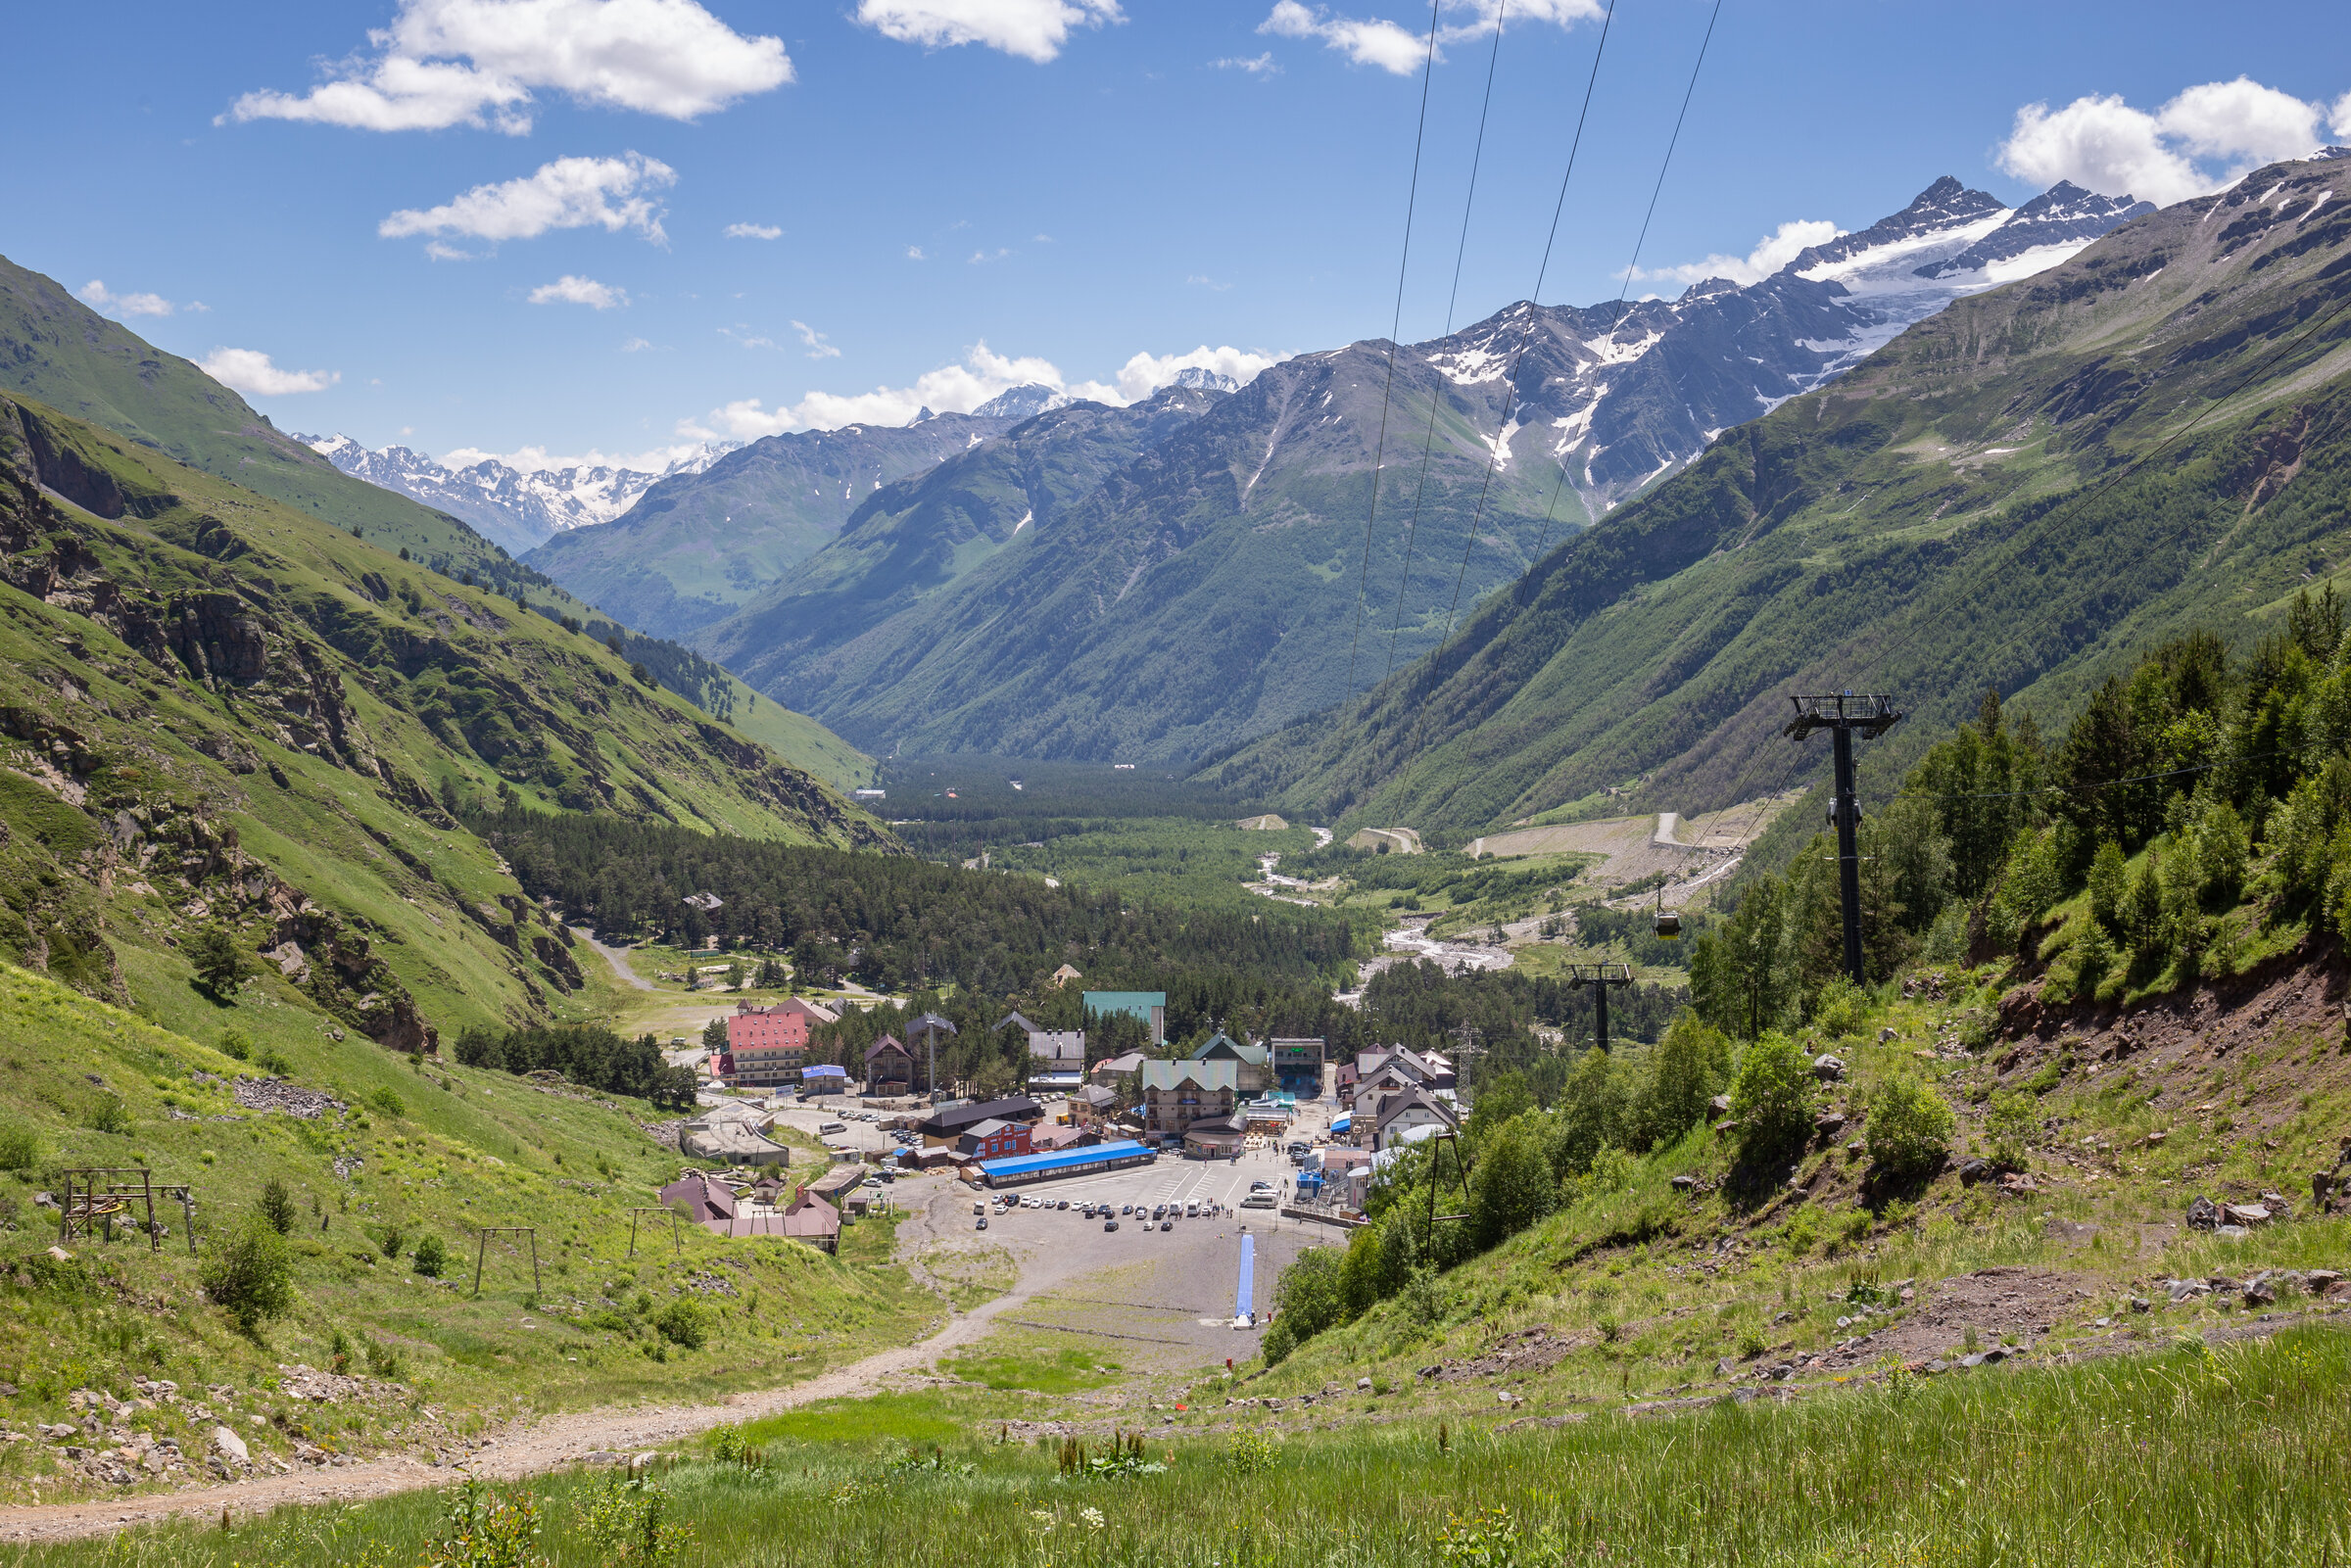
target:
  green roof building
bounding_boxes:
[1082,990,1167,1046]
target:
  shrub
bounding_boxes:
[0,1123,38,1171]
[1627,1015,1731,1151]
[2087,841,2129,934]
[202,1220,295,1333]
[653,1298,707,1350]
[1864,1075,1956,1178]
[86,1095,130,1135]
[2196,800,2249,904]
[1729,1032,1817,1164]
[216,1028,254,1063]
[1259,1315,1297,1367]
[1811,976,1868,1039]
[369,1086,407,1118]
[412,1234,448,1277]
[257,1177,298,1235]
[187,924,252,998]
[381,1222,407,1260]
[1985,1093,2037,1168]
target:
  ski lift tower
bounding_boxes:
[1784,691,1902,986]
[908,1012,958,1099]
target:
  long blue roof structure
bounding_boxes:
[974,1139,1154,1182]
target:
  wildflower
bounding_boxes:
[1081,1507,1106,1532]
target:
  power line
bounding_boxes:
[1438,0,1724,650]
[1378,0,1513,685]
[1341,0,1446,705]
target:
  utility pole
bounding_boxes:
[1567,962,1633,1052]
[1784,692,1902,986]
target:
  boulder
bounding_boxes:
[1670,1174,1698,1192]
[1957,1159,1993,1185]
[1878,1026,1898,1043]
[1357,1377,1372,1390]
[628,1451,658,1475]
[1812,1055,1847,1082]
[2316,1171,2335,1207]
[2243,1279,2278,1307]
[2184,1195,2221,1231]
[1815,1110,1848,1137]
[211,1426,249,1465]
[1707,1094,1732,1117]
[2221,1203,2273,1228]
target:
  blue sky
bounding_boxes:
[7,0,2345,468]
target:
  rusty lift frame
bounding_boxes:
[627,1206,683,1259]
[471,1226,543,1296]
[58,1167,196,1255]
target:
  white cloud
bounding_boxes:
[906,245,928,260]
[528,274,627,308]
[197,348,340,397]
[1069,345,1278,404]
[969,247,1012,263]
[223,0,792,134]
[1214,52,1279,74]
[1997,77,2339,208]
[855,0,1122,65]
[621,336,660,352]
[792,320,841,359]
[379,152,674,246]
[1260,1,1422,74]
[424,240,480,261]
[1186,272,1233,291]
[1635,218,1843,287]
[2332,91,2351,142]
[725,221,783,239]
[75,280,177,318]
[681,340,1280,440]
[1258,0,1597,73]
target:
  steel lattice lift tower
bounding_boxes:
[1784,692,1902,985]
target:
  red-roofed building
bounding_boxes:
[726,998,839,1088]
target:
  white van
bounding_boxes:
[819,1120,847,1135]
[1240,1191,1278,1211]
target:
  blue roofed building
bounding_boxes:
[973,1139,1157,1188]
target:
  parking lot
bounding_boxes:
[900,1117,1344,1370]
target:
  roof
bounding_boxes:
[1092,1051,1146,1075]
[963,1118,1013,1139]
[658,1172,737,1221]
[1076,1084,1117,1107]
[1139,1059,1238,1094]
[1082,990,1166,1019]
[974,1139,1152,1179]
[1183,1114,1246,1135]
[1189,1033,1270,1067]
[802,1063,848,1078]
[1330,1113,1353,1132]
[1027,1028,1085,1062]
[1052,964,1082,978]
[1375,1088,1459,1133]
[864,1034,911,1063]
[994,1011,1043,1034]
[918,1095,1043,1134]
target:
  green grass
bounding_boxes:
[0,961,936,1503]
[13,1328,2350,1565]
[942,1330,1124,1394]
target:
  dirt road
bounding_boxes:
[0,1284,1013,1545]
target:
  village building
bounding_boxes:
[972,1138,1156,1189]
[1188,1033,1271,1095]
[1373,1087,1460,1150]
[916,1095,1044,1148]
[1181,1113,1248,1158]
[958,1117,1033,1160]
[1090,1050,1146,1085]
[864,1034,915,1096]
[1270,1036,1327,1096]
[1138,1059,1238,1141]
[1069,1083,1120,1125]
[723,997,837,1089]
[1049,964,1083,989]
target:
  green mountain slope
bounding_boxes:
[523,411,1022,640]
[0,385,887,1052]
[0,255,564,602]
[696,386,1225,705]
[715,346,1580,762]
[1210,153,2351,835]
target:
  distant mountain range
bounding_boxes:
[565,173,2151,764]
[1212,152,2351,836]
[294,433,741,555]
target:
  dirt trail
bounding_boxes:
[0,1290,1019,1545]
[571,927,655,992]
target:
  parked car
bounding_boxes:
[1057,1199,1070,1211]
[1120,1204,1132,1215]
[1185,1200,1200,1216]
[973,1202,985,1216]
[1103,1219,1120,1232]
[1160,1219,1174,1231]
[1151,1204,1167,1219]
[976,1216,988,1230]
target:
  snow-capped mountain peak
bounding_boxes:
[293,434,740,553]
